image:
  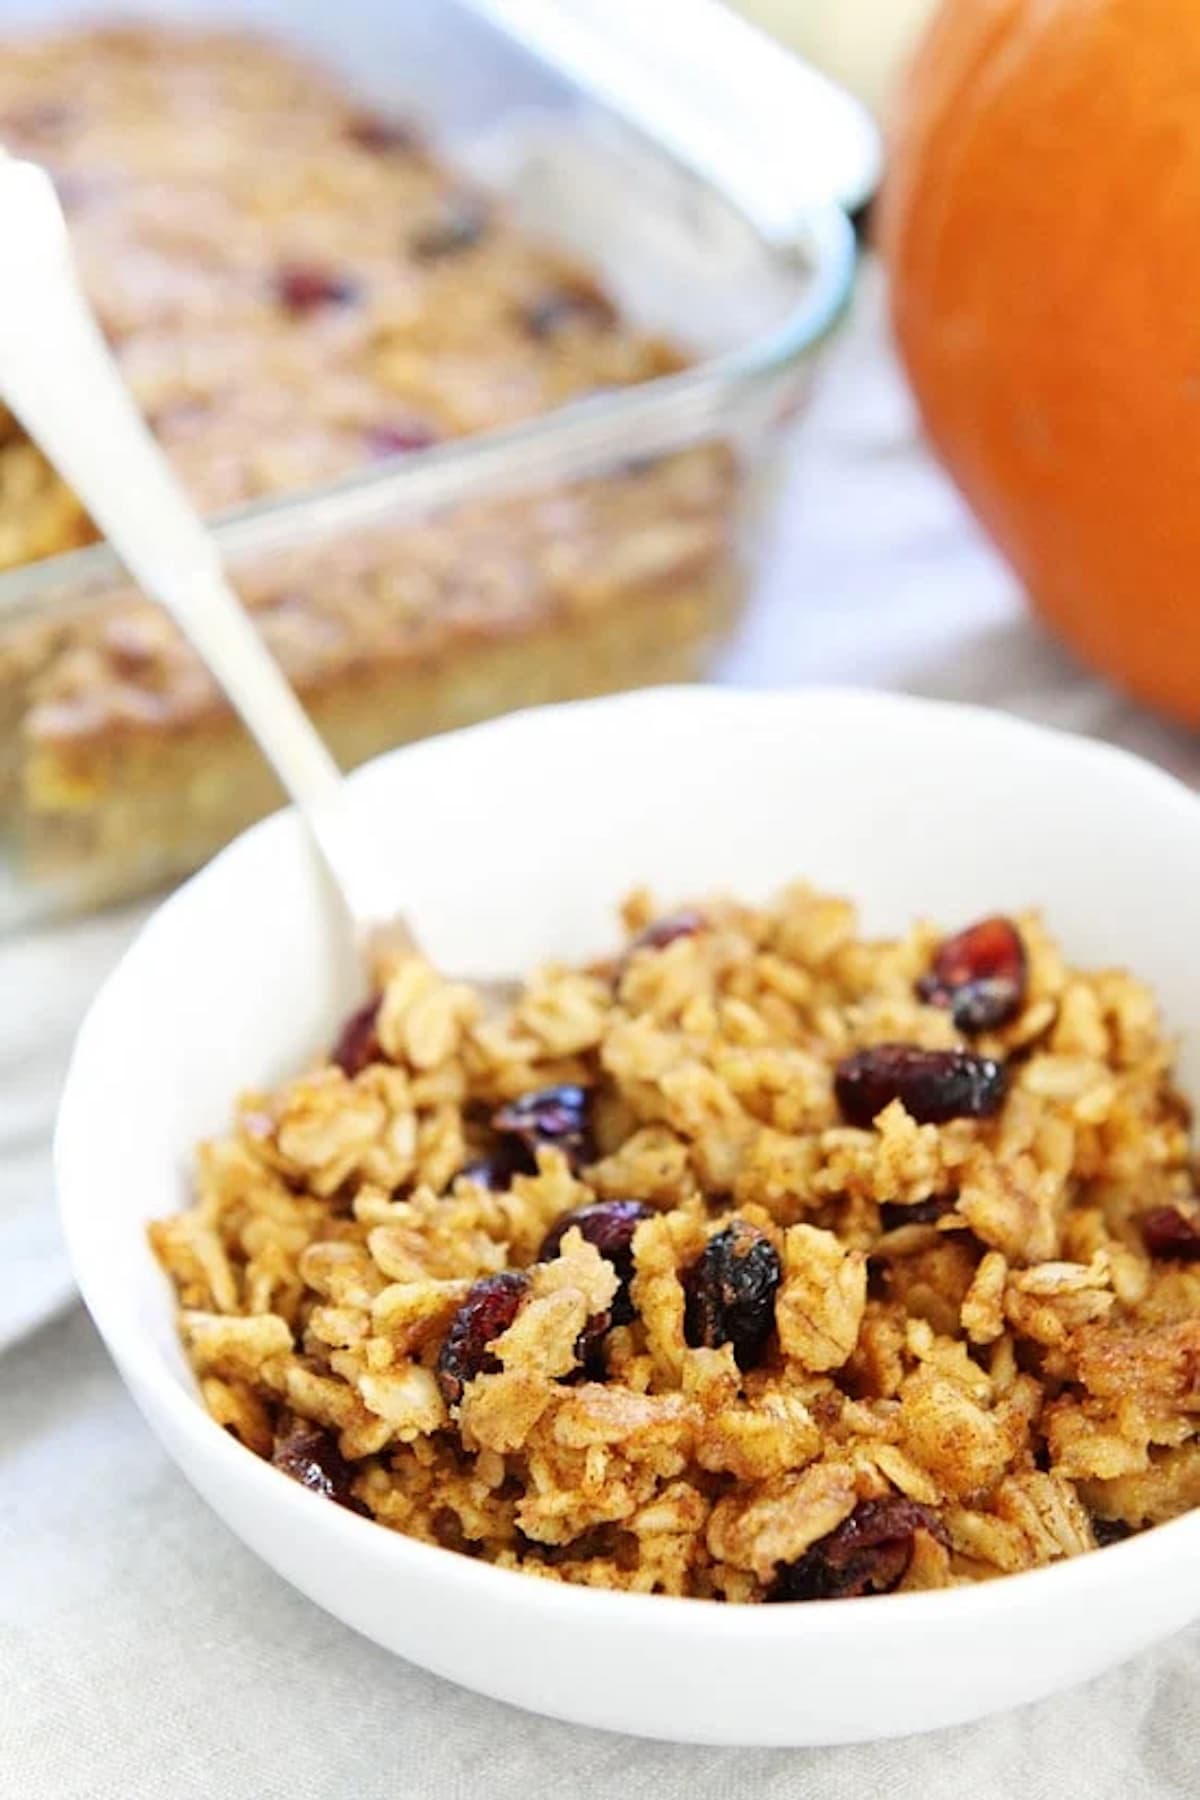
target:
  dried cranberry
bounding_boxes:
[411,196,489,261]
[878,1194,956,1231]
[835,1044,1007,1127]
[4,101,75,141]
[683,1220,782,1371]
[271,1415,364,1512]
[539,1199,652,1327]
[628,910,706,954]
[570,1319,613,1381]
[331,996,382,1077]
[436,1271,530,1406]
[457,1151,521,1191]
[492,1084,593,1171]
[917,917,1028,1034]
[344,112,418,154]
[768,1497,947,1602]
[364,421,437,459]
[1140,1205,1200,1262]
[274,263,359,316]
[865,1256,890,1301]
[522,286,615,338]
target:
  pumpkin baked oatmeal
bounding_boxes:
[152,888,1200,1601]
[0,25,739,908]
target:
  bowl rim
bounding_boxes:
[57,684,1200,1639]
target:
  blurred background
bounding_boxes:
[732,0,940,116]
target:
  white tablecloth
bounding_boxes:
[5,265,1197,1797]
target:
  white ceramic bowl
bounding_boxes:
[57,687,1200,1746]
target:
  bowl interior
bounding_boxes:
[58,684,1200,1485]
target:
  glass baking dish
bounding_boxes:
[0,0,859,929]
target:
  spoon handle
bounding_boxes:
[0,154,384,926]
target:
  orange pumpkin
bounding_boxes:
[882,0,1200,725]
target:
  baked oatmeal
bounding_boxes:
[0,26,740,907]
[152,890,1200,1601]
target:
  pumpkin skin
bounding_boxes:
[882,0,1200,725]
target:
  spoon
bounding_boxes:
[0,151,507,997]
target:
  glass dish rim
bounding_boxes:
[0,187,856,619]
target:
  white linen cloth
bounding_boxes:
[3,264,1196,1796]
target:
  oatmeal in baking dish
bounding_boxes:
[152,889,1200,1600]
[0,26,738,906]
